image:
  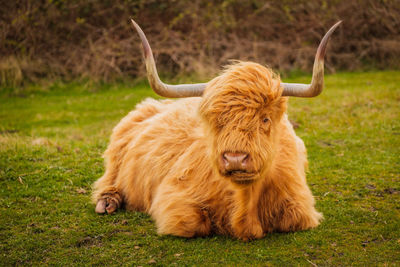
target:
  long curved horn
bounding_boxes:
[131,19,207,98]
[281,21,342,97]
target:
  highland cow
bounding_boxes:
[92,20,341,240]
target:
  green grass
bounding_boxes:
[1,71,399,266]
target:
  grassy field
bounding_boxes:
[0,71,399,266]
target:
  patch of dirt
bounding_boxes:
[384,188,399,194]
[76,236,103,248]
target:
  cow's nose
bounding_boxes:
[222,152,249,170]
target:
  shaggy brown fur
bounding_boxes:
[92,61,322,240]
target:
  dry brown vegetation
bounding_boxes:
[1,0,399,85]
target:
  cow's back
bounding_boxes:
[108,97,209,211]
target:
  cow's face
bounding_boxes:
[200,62,287,185]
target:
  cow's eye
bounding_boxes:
[263,118,269,123]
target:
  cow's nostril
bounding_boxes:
[222,152,249,168]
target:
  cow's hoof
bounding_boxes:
[95,199,107,214]
[95,198,118,214]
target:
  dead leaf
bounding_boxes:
[76,188,87,194]
[72,135,83,141]
[148,259,156,264]
[19,170,41,177]
[369,206,377,212]
[365,184,376,190]
[32,138,51,146]
[122,232,133,236]
[18,177,24,184]
[134,245,140,249]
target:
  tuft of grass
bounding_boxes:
[0,56,24,87]
[0,71,399,265]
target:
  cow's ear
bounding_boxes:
[273,96,288,121]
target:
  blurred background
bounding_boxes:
[1,0,399,86]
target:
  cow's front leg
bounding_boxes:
[94,186,122,214]
[92,164,123,215]
[231,185,264,241]
[275,199,322,232]
[149,187,211,238]
[232,212,264,241]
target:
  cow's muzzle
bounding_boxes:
[222,152,249,170]
[219,152,257,183]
